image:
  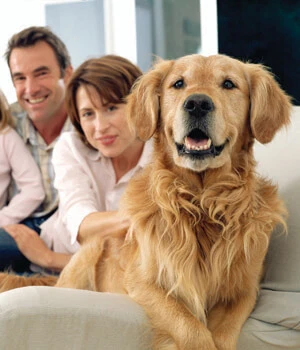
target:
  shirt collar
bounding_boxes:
[88,148,102,161]
[23,114,73,149]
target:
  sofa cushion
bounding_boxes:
[0,286,152,350]
[238,317,300,350]
[254,107,300,292]
[238,289,300,349]
[238,108,300,349]
[250,289,300,330]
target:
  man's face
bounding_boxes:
[9,40,72,125]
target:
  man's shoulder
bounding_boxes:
[10,101,26,118]
[9,102,30,142]
[9,102,28,135]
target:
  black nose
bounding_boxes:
[183,94,214,117]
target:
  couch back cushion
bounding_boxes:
[254,107,300,292]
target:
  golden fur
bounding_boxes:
[0,54,292,350]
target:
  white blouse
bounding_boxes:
[0,127,45,225]
[40,131,152,254]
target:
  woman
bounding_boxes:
[14,55,152,273]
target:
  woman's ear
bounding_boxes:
[246,63,292,144]
[126,59,174,141]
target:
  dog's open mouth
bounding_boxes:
[176,129,225,159]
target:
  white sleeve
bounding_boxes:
[0,128,45,225]
[52,133,99,244]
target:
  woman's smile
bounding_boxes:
[96,135,117,146]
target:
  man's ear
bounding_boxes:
[63,65,73,84]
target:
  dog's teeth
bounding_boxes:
[184,137,212,151]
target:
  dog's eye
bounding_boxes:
[173,79,184,89]
[222,79,236,89]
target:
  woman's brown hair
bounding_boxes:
[0,90,13,131]
[65,55,143,145]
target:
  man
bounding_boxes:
[0,26,73,272]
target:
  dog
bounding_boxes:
[0,54,292,349]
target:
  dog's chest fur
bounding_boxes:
[123,160,281,322]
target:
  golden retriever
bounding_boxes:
[0,54,292,350]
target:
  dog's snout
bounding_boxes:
[183,94,214,116]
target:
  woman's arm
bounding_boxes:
[52,133,129,246]
[77,210,129,244]
[52,134,102,245]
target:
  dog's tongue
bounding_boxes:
[185,136,211,150]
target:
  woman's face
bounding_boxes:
[76,85,137,158]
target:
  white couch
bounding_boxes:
[237,106,300,349]
[0,108,299,350]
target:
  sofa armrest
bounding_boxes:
[0,286,152,350]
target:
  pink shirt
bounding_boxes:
[40,132,152,254]
[0,127,45,225]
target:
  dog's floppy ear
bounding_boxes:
[126,59,174,141]
[247,63,292,144]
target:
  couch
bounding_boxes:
[237,106,300,349]
[0,107,299,350]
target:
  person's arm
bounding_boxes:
[0,128,45,225]
[77,211,129,244]
[52,133,118,245]
[4,224,72,271]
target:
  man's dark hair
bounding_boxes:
[5,26,71,77]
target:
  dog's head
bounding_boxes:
[127,54,292,172]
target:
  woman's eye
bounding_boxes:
[173,79,184,89]
[82,111,93,118]
[107,105,117,112]
[222,79,236,89]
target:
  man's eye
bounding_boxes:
[173,79,184,89]
[222,79,236,89]
[36,71,49,78]
[13,76,25,82]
